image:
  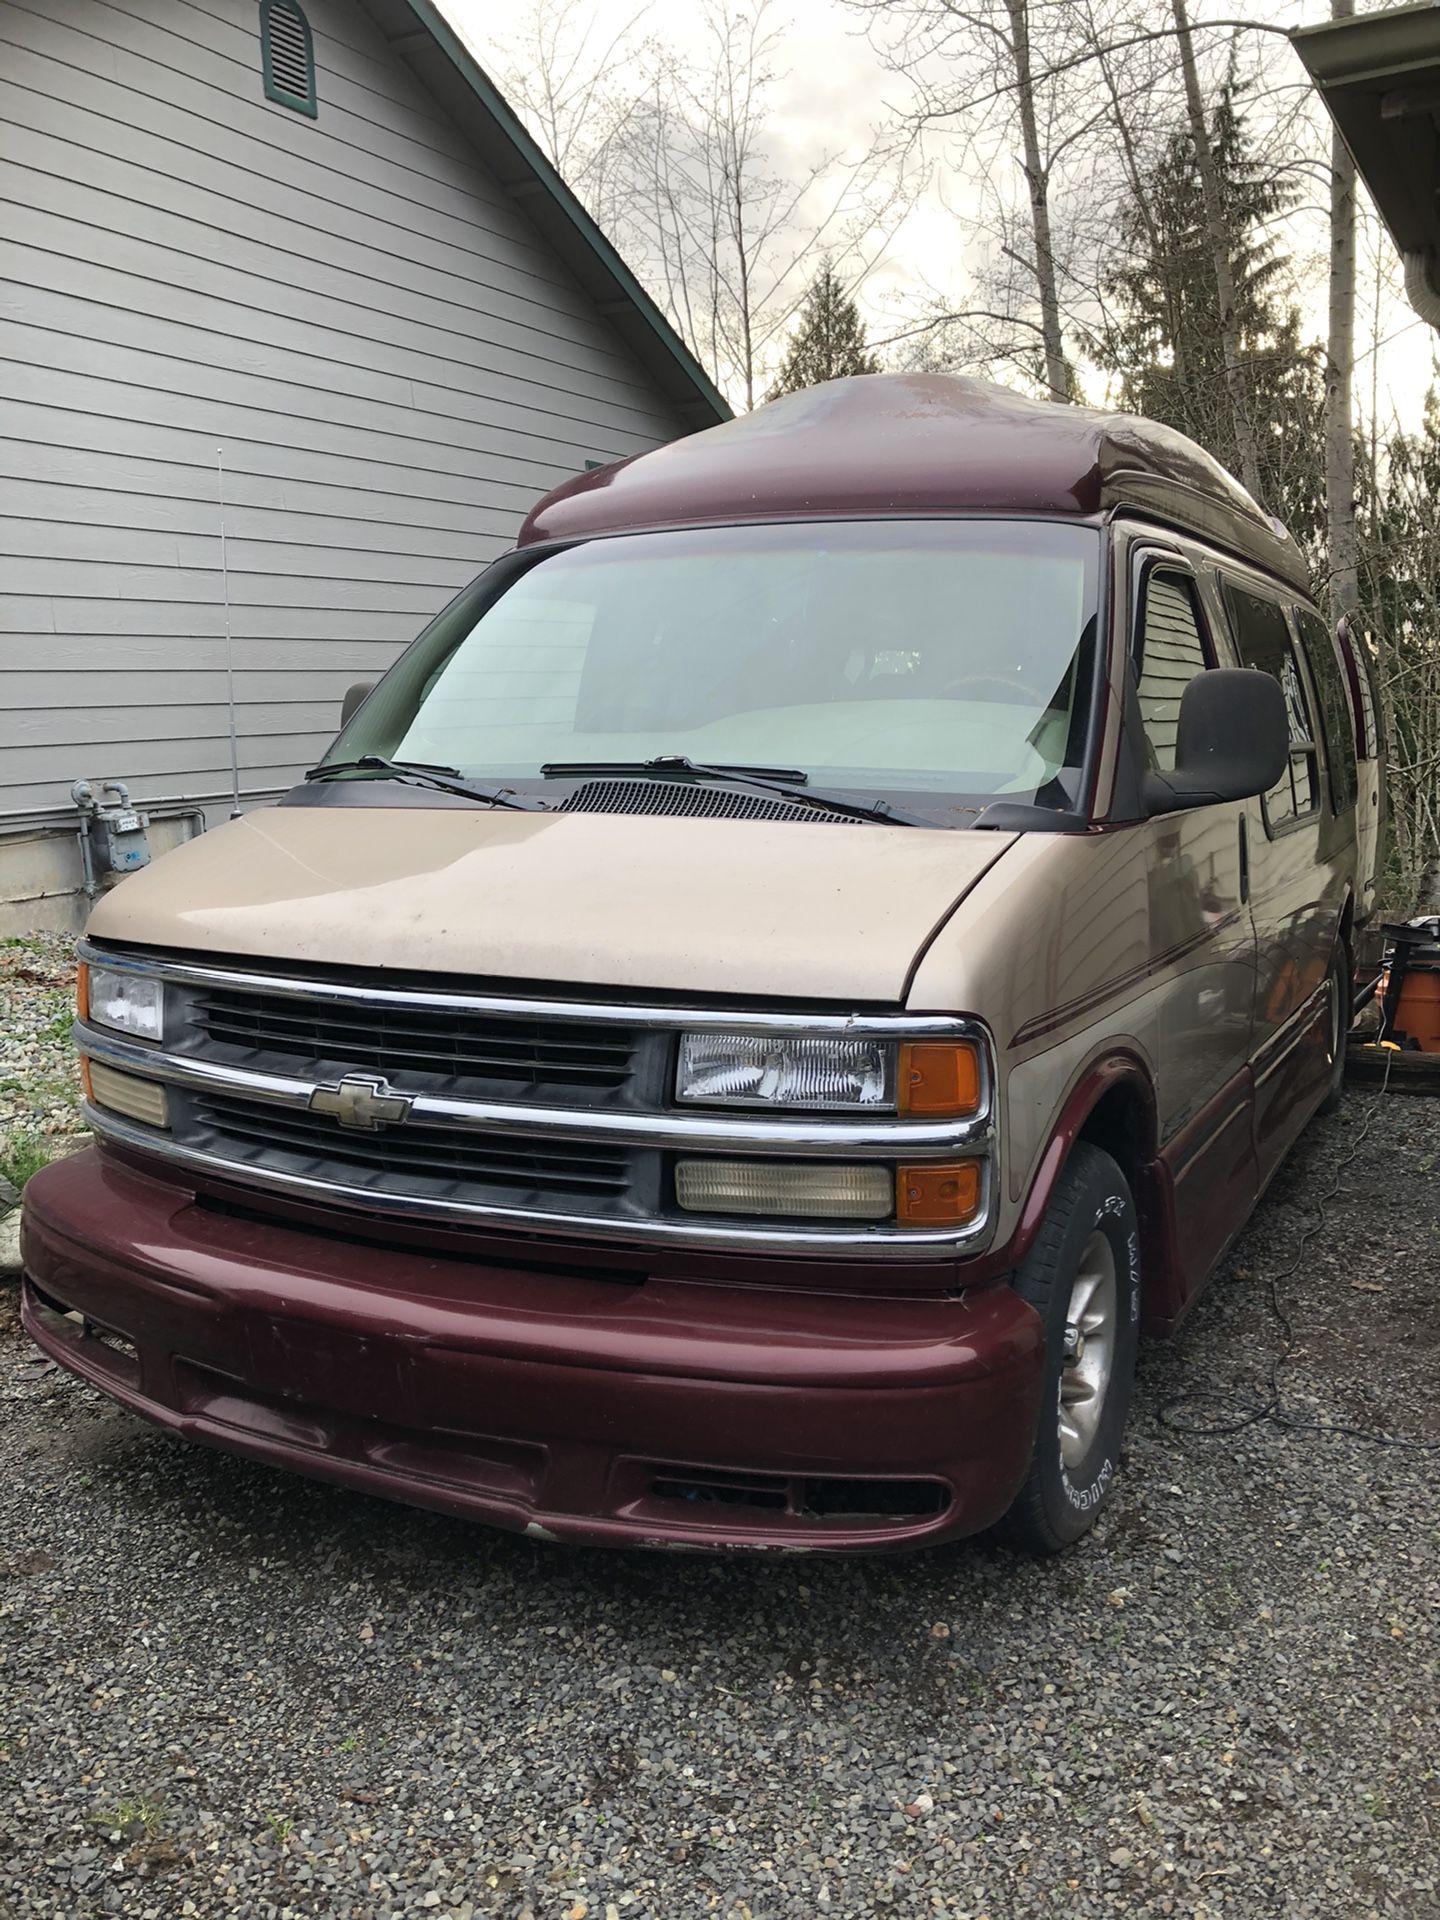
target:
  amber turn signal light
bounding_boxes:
[896,1160,983,1226]
[76,960,90,1025]
[897,1041,982,1117]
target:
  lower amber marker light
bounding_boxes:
[896,1160,982,1226]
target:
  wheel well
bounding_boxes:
[1075,1083,1152,1195]
[1074,1078,1170,1330]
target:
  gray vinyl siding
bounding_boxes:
[0,0,688,823]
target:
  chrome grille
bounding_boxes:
[193,1093,633,1204]
[193,984,639,1098]
[77,941,997,1254]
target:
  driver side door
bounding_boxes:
[1131,554,1259,1301]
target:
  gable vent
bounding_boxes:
[261,0,317,118]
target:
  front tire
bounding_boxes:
[1317,944,1351,1115]
[999,1143,1141,1554]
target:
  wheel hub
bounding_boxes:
[1058,1231,1118,1471]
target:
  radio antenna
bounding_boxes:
[216,448,243,821]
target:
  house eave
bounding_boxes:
[1292,2,1440,331]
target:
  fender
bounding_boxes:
[970,1050,1179,1332]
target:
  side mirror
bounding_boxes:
[340,680,376,728]
[1144,668,1288,816]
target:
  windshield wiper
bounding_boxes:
[538,755,946,829]
[543,756,812,784]
[304,756,548,812]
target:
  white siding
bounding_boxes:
[0,0,688,822]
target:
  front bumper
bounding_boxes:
[20,1149,1045,1553]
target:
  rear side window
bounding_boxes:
[1134,571,1209,772]
[1294,607,1357,814]
[1224,582,1319,828]
[1337,620,1381,761]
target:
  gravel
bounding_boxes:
[0,932,86,1161]
[1,960,1437,1919]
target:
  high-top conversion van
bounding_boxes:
[21,376,1384,1553]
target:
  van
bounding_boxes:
[20,375,1385,1553]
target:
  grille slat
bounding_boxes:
[194,986,638,1095]
[201,1004,630,1061]
[176,974,651,1216]
[196,1095,631,1199]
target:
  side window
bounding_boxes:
[1337,619,1381,761]
[1295,607,1357,814]
[1223,582,1319,828]
[1133,571,1209,772]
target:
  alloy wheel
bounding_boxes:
[1058,1231,1118,1470]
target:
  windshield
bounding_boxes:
[325,520,1101,807]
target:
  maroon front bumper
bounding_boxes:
[20,1149,1045,1552]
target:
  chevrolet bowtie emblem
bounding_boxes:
[307,1074,414,1131]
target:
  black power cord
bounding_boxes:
[1156,1036,1440,1453]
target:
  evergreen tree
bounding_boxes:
[1090,89,1326,552]
[768,260,880,398]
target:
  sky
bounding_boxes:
[441,0,1435,425]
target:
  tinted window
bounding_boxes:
[1295,607,1357,814]
[328,520,1102,807]
[1224,582,1318,827]
[1338,621,1380,761]
[1134,572,1209,772]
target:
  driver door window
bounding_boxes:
[1134,570,1210,772]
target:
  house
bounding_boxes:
[1293,1,1440,330]
[0,0,729,933]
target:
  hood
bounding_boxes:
[87,803,1016,1004]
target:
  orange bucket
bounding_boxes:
[1382,918,1440,1054]
[1394,964,1440,1053]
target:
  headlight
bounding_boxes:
[677,1033,892,1110]
[80,964,164,1043]
[676,1033,985,1115]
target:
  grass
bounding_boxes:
[1,1068,81,1114]
[94,1794,166,1838]
[0,1131,51,1194]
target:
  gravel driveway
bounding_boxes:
[1,946,1437,1919]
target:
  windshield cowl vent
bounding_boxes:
[558,779,859,826]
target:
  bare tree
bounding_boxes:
[1170,0,1261,500]
[848,0,1113,399]
[1002,0,1069,398]
[491,0,656,223]
[495,0,915,409]
[1360,410,1440,911]
[1323,0,1359,627]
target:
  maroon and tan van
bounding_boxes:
[20,376,1385,1553]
